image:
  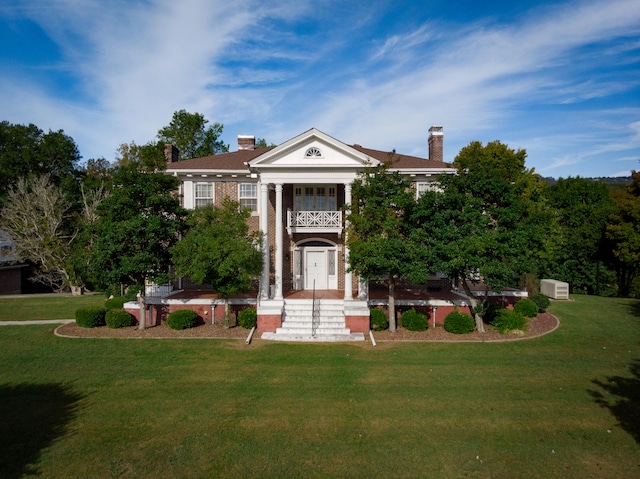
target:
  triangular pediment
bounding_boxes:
[248,128,379,170]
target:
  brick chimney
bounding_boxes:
[164,143,179,164]
[237,135,255,151]
[428,126,443,163]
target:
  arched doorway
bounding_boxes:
[293,240,338,290]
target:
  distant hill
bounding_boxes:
[543,176,632,186]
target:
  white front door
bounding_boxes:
[305,250,327,290]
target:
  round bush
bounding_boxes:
[105,296,128,310]
[530,293,550,313]
[75,306,107,328]
[105,309,135,329]
[167,309,198,330]
[444,310,475,334]
[401,309,428,331]
[514,298,538,318]
[237,307,257,329]
[493,309,527,334]
[370,309,388,331]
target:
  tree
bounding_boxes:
[0,121,81,206]
[346,163,420,332]
[0,175,83,292]
[171,198,263,321]
[89,164,186,329]
[255,138,276,148]
[157,110,228,160]
[543,177,617,295]
[606,171,640,296]
[115,141,167,172]
[421,141,550,332]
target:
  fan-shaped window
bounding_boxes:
[305,147,322,158]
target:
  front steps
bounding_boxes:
[261,298,364,342]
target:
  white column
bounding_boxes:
[344,182,353,300]
[259,182,270,300]
[274,183,284,300]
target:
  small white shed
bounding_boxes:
[540,279,569,300]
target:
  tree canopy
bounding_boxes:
[171,198,263,300]
[416,141,551,331]
[89,164,186,327]
[0,121,81,206]
[606,171,640,296]
[542,176,617,295]
[157,110,228,160]
[346,163,420,332]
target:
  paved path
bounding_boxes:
[0,320,75,325]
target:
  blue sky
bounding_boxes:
[1,0,639,178]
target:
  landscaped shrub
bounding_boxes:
[166,309,198,330]
[530,293,550,313]
[514,298,538,318]
[401,309,428,331]
[237,307,257,329]
[104,296,128,310]
[444,310,475,334]
[370,309,388,331]
[105,309,135,328]
[493,309,527,334]
[75,307,107,328]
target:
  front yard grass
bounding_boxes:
[0,293,105,321]
[0,295,638,478]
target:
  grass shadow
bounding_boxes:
[0,383,85,479]
[589,359,640,444]
[628,299,640,319]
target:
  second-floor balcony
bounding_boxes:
[287,210,343,234]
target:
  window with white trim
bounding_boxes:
[239,183,258,212]
[194,183,214,208]
[416,181,442,198]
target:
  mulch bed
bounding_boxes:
[55,312,559,343]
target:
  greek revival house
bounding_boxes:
[163,126,456,341]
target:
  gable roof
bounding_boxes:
[165,129,452,175]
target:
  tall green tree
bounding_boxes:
[421,141,550,332]
[157,110,228,160]
[89,164,186,329]
[0,121,81,206]
[115,141,167,172]
[543,177,617,295]
[171,198,263,320]
[346,163,420,332]
[606,171,640,297]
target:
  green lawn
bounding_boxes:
[0,295,638,478]
[0,294,106,321]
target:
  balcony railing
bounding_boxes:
[287,210,342,234]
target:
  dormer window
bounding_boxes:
[305,147,322,158]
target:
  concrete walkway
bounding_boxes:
[0,320,75,325]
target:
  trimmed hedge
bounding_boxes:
[105,309,135,329]
[237,308,257,329]
[514,298,538,318]
[104,296,128,310]
[401,309,428,331]
[370,309,388,331]
[75,307,107,328]
[444,310,475,334]
[493,309,527,334]
[167,309,199,330]
[530,293,550,313]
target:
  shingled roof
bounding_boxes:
[350,145,451,169]
[166,144,449,173]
